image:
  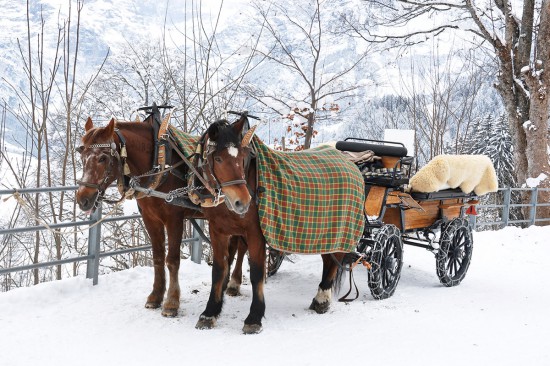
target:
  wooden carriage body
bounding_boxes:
[366,187,474,232]
[335,138,476,298]
[337,138,476,232]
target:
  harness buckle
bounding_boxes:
[213,188,225,206]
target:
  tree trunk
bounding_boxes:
[304,112,315,150]
[492,0,549,224]
[523,0,550,222]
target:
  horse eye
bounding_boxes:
[98,155,107,163]
[214,156,223,163]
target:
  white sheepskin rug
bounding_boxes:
[409,154,499,196]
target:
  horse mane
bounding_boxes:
[206,119,239,153]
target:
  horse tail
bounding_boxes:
[333,260,345,295]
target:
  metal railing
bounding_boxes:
[0,185,204,286]
[1,185,548,288]
[469,187,550,229]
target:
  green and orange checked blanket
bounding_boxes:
[168,125,199,157]
[253,137,364,254]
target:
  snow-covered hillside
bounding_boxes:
[1,225,548,366]
[1,0,500,148]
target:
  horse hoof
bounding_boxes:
[243,323,263,334]
[309,298,330,314]
[145,301,161,309]
[161,308,178,317]
[226,286,241,297]
[195,316,216,330]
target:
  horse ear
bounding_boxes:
[207,122,220,141]
[105,118,116,136]
[232,114,247,136]
[241,125,257,147]
[85,117,94,131]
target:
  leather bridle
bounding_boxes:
[75,130,129,205]
[201,140,248,189]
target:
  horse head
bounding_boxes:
[75,117,123,214]
[201,115,256,215]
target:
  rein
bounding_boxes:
[330,252,373,303]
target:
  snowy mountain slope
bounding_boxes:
[0,225,548,366]
[0,0,500,149]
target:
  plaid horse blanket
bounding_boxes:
[253,137,364,254]
[168,125,199,157]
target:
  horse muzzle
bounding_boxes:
[225,197,251,216]
[76,188,100,214]
[223,188,251,215]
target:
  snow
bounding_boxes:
[384,129,415,156]
[522,120,536,131]
[1,225,549,365]
[525,173,548,188]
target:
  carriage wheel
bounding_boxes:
[368,224,403,300]
[436,218,473,287]
[266,246,285,277]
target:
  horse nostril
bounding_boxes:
[234,200,242,208]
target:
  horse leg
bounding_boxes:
[141,215,166,309]
[309,253,344,314]
[226,236,246,297]
[242,229,266,334]
[196,230,230,330]
[162,214,185,317]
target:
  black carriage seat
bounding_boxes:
[335,140,408,157]
[409,188,477,201]
[336,139,412,188]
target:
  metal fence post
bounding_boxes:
[86,205,102,285]
[530,187,538,226]
[502,187,511,228]
[191,219,203,264]
[468,213,477,231]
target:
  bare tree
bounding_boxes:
[0,0,108,288]
[350,0,550,220]
[161,0,262,133]
[245,0,371,149]
[86,0,260,134]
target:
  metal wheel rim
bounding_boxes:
[381,234,402,289]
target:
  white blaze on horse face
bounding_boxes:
[82,155,95,182]
[314,288,332,304]
[227,144,239,158]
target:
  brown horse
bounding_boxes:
[75,110,246,317]
[193,115,347,334]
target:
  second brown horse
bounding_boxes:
[194,116,346,334]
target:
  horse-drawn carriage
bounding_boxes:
[76,105,492,333]
[333,138,478,300]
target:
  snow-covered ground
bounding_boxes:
[1,225,548,366]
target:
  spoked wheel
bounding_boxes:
[368,224,403,300]
[266,246,285,277]
[436,218,473,287]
